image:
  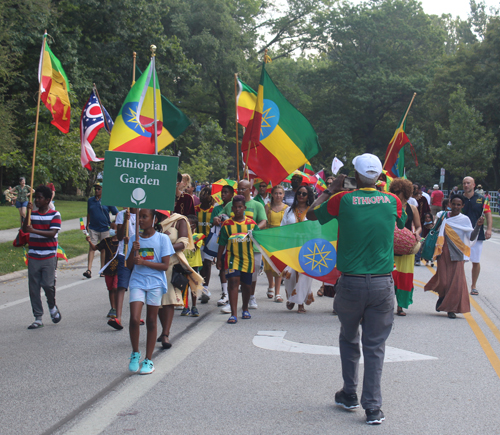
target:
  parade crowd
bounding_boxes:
[15,154,493,425]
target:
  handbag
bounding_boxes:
[171,264,190,290]
[421,213,446,261]
[13,229,30,247]
[394,225,419,256]
[203,226,219,257]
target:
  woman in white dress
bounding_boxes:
[281,185,315,313]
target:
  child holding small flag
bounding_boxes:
[216,196,258,324]
[127,209,174,375]
[23,185,62,329]
[86,222,120,323]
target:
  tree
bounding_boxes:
[434,86,495,181]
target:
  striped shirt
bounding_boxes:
[195,204,214,236]
[218,217,257,273]
[28,209,62,260]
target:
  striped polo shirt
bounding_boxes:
[218,216,257,273]
[195,204,214,236]
[28,210,62,260]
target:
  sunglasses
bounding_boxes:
[297,191,308,197]
[326,182,332,186]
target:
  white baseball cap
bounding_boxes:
[352,153,383,179]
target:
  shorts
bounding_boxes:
[16,200,28,209]
[129,287,163,306]
[104,274,118,291]
[88,228,110,245]
[252,253,262,282]
[468,240,484,263]
[201,249,214,262]
[226,270,253,285]
[117,255,131,290]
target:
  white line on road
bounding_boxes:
[62,314,224,435]
[0,277,98,311]
[253,331,437,363]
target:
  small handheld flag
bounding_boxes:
[80,217,85,231]
[57,245,69,262]
[331,157,344,175]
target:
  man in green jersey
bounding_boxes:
[307,153,406,425]
[221,179,267,310]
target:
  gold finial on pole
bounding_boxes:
[150,45,157,57]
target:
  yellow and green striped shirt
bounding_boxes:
[218,216,257,273]
[194,204,214,237]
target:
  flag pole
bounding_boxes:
[151,45,158,156]
[132,51,137,87]
[383,92,417,168]
[235,73,240,182]
[93,83,111,134]
[28,30,47,225]
[244,127,251,179]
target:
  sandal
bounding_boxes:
[140,319,145,325]
[107,318,124,330]
[83,269,91,279]
[317,285,324,297]
[470,289,479,296]
[242,310,251,319]
[397,307,406,316]
[27,320,44,329]
[298,305,306,313]
[266,288,274,299]
[275,294,283,303]
[286,302,295,311]
[227,316,238,324]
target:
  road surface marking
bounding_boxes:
[253,331,437,363]
[63,314,223,435]
[470,297,500,345]
[0,277,99,310]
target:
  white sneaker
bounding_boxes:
[248,296,258,309]
[200,286,211,304]
[217,292,228,306]
[220,303,231,314]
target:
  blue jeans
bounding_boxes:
[334,274,394,410]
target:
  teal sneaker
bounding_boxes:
[181,307,190,316]
[191,306,199,317]
[129,352,141,373]
[139,358,155,375]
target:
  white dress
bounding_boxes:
[280,208,314,305]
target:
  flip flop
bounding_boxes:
[107,318,124,330]
[241,310,251,319]
[227,316,238,324]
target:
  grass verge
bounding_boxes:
[0,229,89,276]
[492,215,500,231]
[0,200,88,230]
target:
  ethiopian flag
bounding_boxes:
[303,161,315,175]
[57,245,69,262]
[139,248,155,260]
[250,219,340,285]
[241,64,321,186]
[383,98,414,178]
[315,176,327,192]
[237,78,257,128]
[38,34,71,134]
[109,60,181,154]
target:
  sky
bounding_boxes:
[412,0,498,18]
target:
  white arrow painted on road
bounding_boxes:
[253,331,437,363]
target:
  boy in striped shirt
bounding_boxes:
[23,185,62,329]
[216,195,258,324]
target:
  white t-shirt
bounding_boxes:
[422,192,430,205]
[126,232,175,292]
[408,197,418,207]
[116,210,137,256]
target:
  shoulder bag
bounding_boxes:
[421,213,447,261]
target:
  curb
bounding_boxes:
[0,253,87,284]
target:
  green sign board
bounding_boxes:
[101,151,179,210]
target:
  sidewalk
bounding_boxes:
[0,217,82,244]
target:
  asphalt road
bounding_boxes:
[1,233,500,434]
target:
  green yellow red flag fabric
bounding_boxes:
[211,179,238,205]
[38,35,71,134]
[315,176,327,192]
[303,160,315,175]
[241,64,321,185]
[79,217,85,231]
[237,78,257,128]
[57,244,68,262]
[383,97,414,178]
[109,60,189,154]
[250,219,341,284]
